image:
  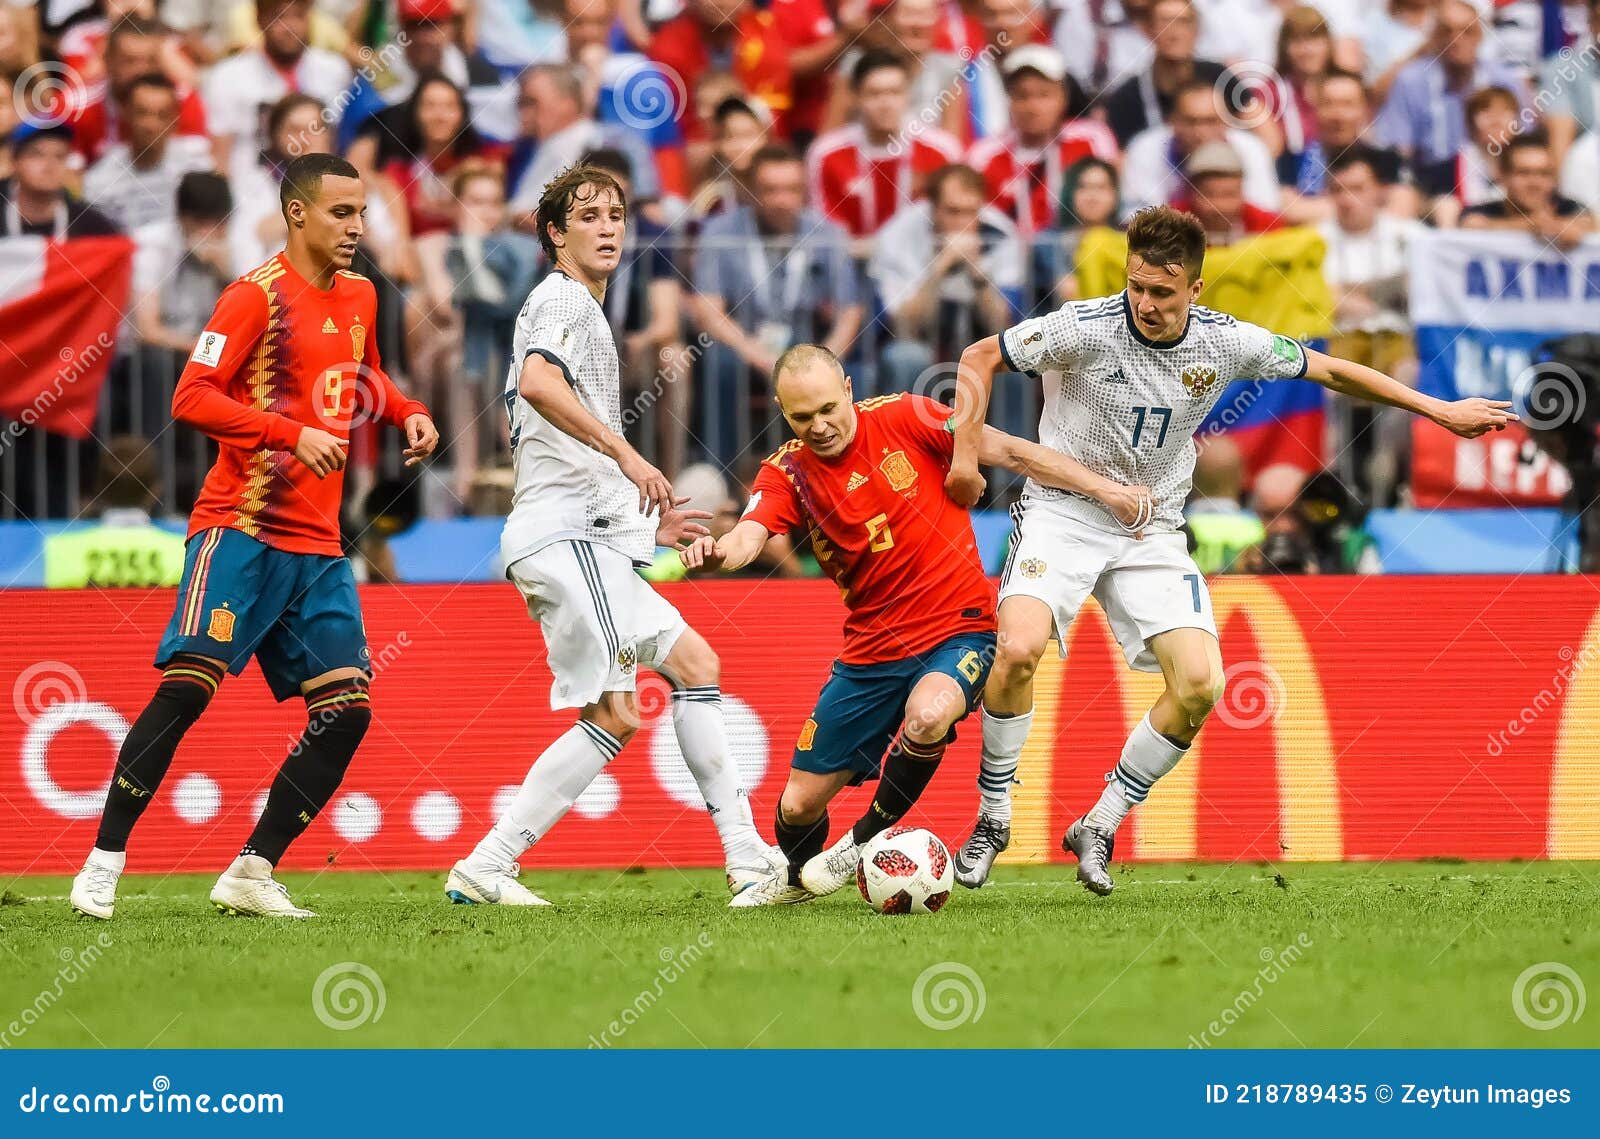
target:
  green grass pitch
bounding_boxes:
[2,862,1595,1049]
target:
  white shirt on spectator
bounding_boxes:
[1119,126,1282,219]
[1052,0,1151,93]
[203,47,353,173]
[867,200,1023,318]
[1193,0,1368,67]
[82,136,213,232]
[1316,212,1422,335]
[1560,132,1600,217]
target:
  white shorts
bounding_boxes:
[509,540,687,710]
[999,506,1216,672]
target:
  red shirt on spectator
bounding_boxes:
[649,7,795,141]
[382,144,509,237]
[966,122,1119,235]
[1171,198,1286,238]
[806,123,963,237]
[69,89,209,164]
[773,0,837,141]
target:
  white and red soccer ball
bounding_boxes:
[856,826,954,914]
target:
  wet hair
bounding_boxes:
[535,162,627,262]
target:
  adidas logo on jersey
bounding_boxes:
[1104,368,1130,385]
[322,317,338,334]
[845,472,868,493]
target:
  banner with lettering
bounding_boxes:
[3,578,1597,874]
[1408,229,1600,508]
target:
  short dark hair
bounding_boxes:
[535,162,627,262]
[927,162,987,203]
[1499,128,1552,172]
[579,146,633,183]
[177,171,232,221]
[1126,205,1207,280]
[1326,143,1381,180]
[747,143,802,179]
[851,49,907,91]
[279,153,360,212]
[125,73,179,102]
[1316,67,1367,102]
[108,14,170,51]
[713,96,764,129]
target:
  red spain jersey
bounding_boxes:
[807,123,964,237]
[967,123,1120,235]
[745,393,996,665]
[173,253,428,556]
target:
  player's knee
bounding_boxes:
[667,637,720,689]
[904,694,960,745]
[779,785,829,825]
[1171,667,1224,725]
[992,632,1045,688]
[583,697,638,748]
[304,678,372,751]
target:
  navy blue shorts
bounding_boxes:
[155,527,369,702]
[793,631,996,784]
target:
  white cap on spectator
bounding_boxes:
[1001,45,1069,84]
[1184,141,1244,179]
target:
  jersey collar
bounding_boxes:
[1122,291,1191,350]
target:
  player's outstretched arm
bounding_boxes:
[947,334,1005,506]
[680,520,770,574]
[519,352,672,516]
[1303,348,1518,439]
[977,425,1154,536]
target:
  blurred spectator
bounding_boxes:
[1121,80,1282,218]
[42,436,186,589]
[1542,0,1600,168]
[868,163,1022,391]
[68,14,208,166]
[962,0,1055,142]
[0,123,119,237]
[581,146,691,479]
[131,170,233,355]
[1319,147,1421,504]
[82,74,213,233]
[1376,1,1527,179]
[773,0,861,148]
[807,50,962,240]
[1103,0,1230,147]
[1461,131,1595,248]
[1176,142,1284,242]
[202,0,353,175]
[1425,85,1520,218]
[1362,0,1435,99]
[1560,121,1600,219]
[826,0,969,142]
[474,0,571,74]
[641,462,809,578]
[1052,0,1153,95]
[1051,156,1121,302]
[1192,0,1364,75]
[1256,6,1334,163]
[1237,463,1319,572]
[966,45,1118,237]
[378,74,507,241]
[162,0,355,66]
[1240,465,1379,572]
[648,0,798,141]
[1185,437,1264,573]
[688,96,772,221]
[691,144,861,459]
[506,62,658,216]
[1282,70,1416,218]
[0,5,39,78]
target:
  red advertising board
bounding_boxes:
[3,577,1598,874]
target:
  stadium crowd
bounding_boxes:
[1,0,1597,575]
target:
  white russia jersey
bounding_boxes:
[501,270,656,568]
[999,292,1309,531]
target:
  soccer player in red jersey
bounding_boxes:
[70,154,438,921]
[681,344,1151,906]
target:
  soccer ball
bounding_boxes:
[856,826,954,914]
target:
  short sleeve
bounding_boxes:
[742,460,804,536]
[999,305,1087,374]
[522,287,595,385]
[895,394,957,461]
[1230,320,1308,380]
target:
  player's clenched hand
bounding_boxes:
[1100,482,1154,538]
[656,496,713,549]
[944,463,985,508]
[293,426,348,478]
[618,448,672,517]
[1434,397,1518,439]
[679,534,726,573]
[403,414,439,467]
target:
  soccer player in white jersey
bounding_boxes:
[445,163,782,906]
[944,205,1516,894]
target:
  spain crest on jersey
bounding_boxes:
[1181,364,1219,399]
[879,449,916,492]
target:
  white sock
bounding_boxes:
[467,721,622,870]
[86,847,125,873]
[978,706,1032,825]
[672,687,762,862]
[1086,713,1188,832]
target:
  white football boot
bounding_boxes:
[725,844,788,898]
[444,860,551,906]
[728,874,814,907]
[799,831,862,897]
[69,849,125,920]
[210,854,316,917]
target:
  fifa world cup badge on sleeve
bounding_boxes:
[190,330,226,366]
